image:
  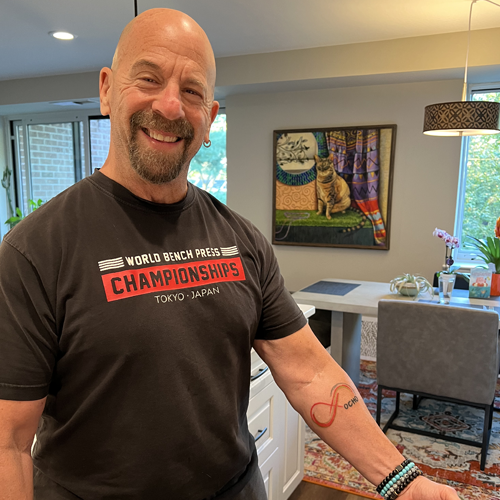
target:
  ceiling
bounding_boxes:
[2,0,500,83]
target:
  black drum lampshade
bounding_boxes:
[423,100,500,136]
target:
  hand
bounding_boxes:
[398,476,461,500]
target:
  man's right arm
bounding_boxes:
[0,398,46,500]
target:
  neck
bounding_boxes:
[99,160,189,204]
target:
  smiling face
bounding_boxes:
[99,9,219,192]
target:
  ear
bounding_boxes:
[99,68,113,117]
[204,101,220,143]
[314,154,319,161]
[329,153,334,161]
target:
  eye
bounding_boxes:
[185,88,203,98]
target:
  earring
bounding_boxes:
[203,140,212,148]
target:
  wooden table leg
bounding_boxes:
[330,311,361,386]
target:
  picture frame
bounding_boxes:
[273,125,396,250]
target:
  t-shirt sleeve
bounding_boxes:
[253,230,307,340]
[0,239,58,401]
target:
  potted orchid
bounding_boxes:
[433,228,460,271]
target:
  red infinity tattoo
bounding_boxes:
[310,383,357,428]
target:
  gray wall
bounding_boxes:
[226,79,463,292]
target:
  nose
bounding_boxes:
[151,84,185,121]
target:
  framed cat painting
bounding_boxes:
[273,125,396,250]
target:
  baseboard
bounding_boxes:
[361,355,376,362]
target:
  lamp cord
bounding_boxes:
[463,0,500,100]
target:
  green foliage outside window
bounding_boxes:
[460,91,500,248]
[188,114,227,204]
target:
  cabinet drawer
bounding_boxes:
[249,357,272,399]
[259,447,280,500]
[248,375,284,464]
[248,396,272,455]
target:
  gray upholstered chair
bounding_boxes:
[376,300,499,471]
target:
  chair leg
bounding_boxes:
[480,404,492,471]
[412,395,422,410]
[383,391,400,433]
[376,386,383,425]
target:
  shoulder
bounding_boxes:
[193,186,264,240]
[3,177,95,256]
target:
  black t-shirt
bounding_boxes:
[0,171,306,499]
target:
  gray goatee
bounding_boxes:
[128,110,195,185]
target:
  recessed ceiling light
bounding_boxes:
[49,31,75,40]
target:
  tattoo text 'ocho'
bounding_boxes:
[310,383,359,428]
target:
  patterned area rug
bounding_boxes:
[304,360,500,499]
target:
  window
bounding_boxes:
[89,116,111,172]
[189,113,227,203]
[11,116,87,215]
[455,86,500,262]
[8,111,227,215]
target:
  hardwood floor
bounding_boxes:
[289,481,366,500]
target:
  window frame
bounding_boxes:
[454,82,500,265]
[6,109,98,214]
[5,105,227,215]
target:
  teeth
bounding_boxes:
[148,130,179,143]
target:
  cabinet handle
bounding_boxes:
[254,427,268,442]
[250,366,269,382]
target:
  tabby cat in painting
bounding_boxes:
[315,154,351,219]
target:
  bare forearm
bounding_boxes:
[275,352,405,486]
[255,327,459,500]
[0,448,33,500]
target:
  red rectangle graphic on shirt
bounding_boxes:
[101,257,246,302]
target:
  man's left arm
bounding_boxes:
[253,324,459,500]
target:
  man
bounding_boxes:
[0,8,459,500]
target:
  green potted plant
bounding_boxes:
[389,273,434,299]
[1,166,15,229]
[4,198,44,229]
[467,217,500,296]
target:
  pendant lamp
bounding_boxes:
[423,0,500,136]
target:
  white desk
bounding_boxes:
[292,278,500,386]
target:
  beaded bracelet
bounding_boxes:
[380,463,416,497]
[376,459,411,493]
[383,466,421,499]
[377,460,422,499]
[381,464,420,498]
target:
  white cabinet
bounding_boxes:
[248,350,304,500]
[259,447,281,500]
[281,399,305,499]
[248,303,314,499]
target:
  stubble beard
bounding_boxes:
[128,110,196,185]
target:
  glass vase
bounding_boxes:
[438,274,456,304]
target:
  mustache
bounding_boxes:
[130,110,194,139]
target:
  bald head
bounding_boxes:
[98,7,220,198]
[111,9,216,93]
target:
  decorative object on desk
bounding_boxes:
[304,359,500,500]
[422,0,500,137]
[469,268,492,299]
[432,228,460,271]
[389,274,433,299]
[438,273,456,304]
[467,218,500,296]
[272,125,396,250]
